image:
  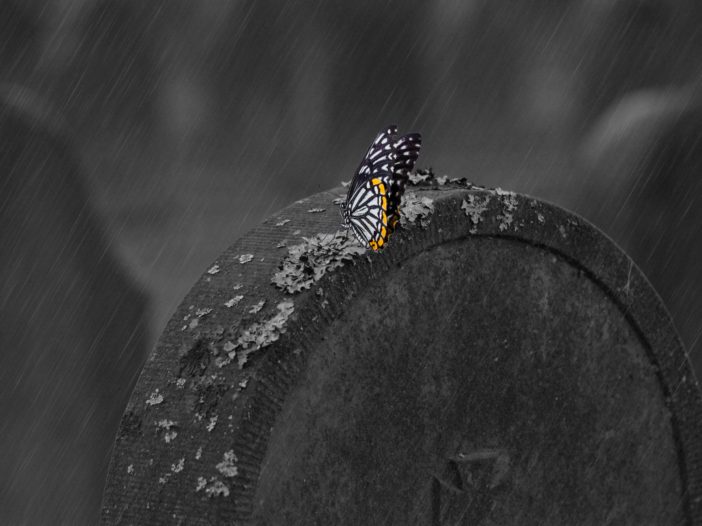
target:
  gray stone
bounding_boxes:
[101,179,702,525]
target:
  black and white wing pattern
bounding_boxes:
[387,130,421,231]
[341,125,422,251]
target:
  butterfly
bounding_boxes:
[340,125,422,251]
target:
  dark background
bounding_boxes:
[1,0,701,523]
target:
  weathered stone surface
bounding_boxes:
[101,177,702,525]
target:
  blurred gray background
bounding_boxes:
[1,0,702,523]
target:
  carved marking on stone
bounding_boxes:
[431,448,510,525]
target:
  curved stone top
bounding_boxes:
[101,173,702,525]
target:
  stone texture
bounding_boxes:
[101,179,702,525]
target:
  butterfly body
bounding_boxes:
[341,125,422,251]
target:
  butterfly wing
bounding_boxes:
[346,177,390,251]
[347,125,397,200]
[387,132,421,230]
[343,125,422,251]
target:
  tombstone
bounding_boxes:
[0,86,148,524]
[101,175,702,524]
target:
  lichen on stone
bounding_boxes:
[171,458,185,473]
[496,188,518,212]
[499,213,514,231]
[494,188,519,231]
[248,300,265,314]
[197,477,229,498]
[195,477,207,492]
[238,254,254,264]
[157,419,178,443]
[146,389,164,406]
[224,295,244,308]
[206,415,218,432]
[408,168,434,185]
[231,301,295,367]
[195,307,213,318]
[401,192,434,227]
[272,231,364,294]
[216,450,239,478]
[461,194,491,233]
[450,177,474,187]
